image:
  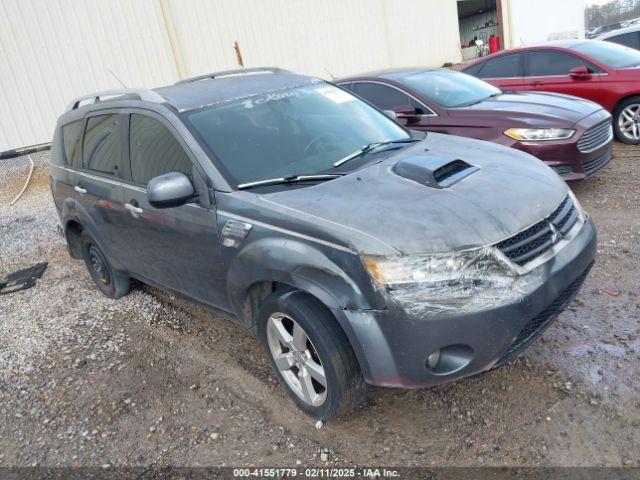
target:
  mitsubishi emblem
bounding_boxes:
[549,222,562,244]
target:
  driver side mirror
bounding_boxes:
[392,105,420,124]
[147,172,197,209]
[569,66,591,80]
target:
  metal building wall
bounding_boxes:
[0,0,461,151]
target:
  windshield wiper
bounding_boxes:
[237,174,343,190]
[333,138,420,167]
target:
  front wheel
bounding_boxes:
[258,290,365,421]
[613,96,640,144]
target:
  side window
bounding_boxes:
[353,82,430,114]
[83,114,121,175]
[462,62,484,77]
[129,114,193,185]
[337,82,353,92]
[61,120,83,168]
[527,51,587,76]
[608,32,640,49]
[478,54,522,78]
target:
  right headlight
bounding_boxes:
[362,248,533,316]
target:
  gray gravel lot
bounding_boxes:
[0,146,638,467]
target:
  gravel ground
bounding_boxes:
[0,146,638,468]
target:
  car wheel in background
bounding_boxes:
[258,290,365,421]
[614,96,640,144]
[81,231,130,299]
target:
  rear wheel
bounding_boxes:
[614,96,640,144]
[258,290,365,420]
[81,232,130,299]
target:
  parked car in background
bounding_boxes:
[337,68,612,180]
[596,24,640,50]
[51,68,596,420]
[461,40,640,144]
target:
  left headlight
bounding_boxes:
[504,128,575,141]
[362,248,532,316]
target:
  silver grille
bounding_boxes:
[577,120,613,153]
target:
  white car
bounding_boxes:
[596,24,640,50]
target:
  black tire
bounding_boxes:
[257,290,365,421]
[80,232,130,299]
[613,96,640,144]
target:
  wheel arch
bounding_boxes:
[613,93,640,115]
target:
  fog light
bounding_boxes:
[426,350,441,370]
[425,344,474,375]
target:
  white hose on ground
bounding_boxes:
[9,155,35,206]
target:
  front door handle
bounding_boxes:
[125,203,143,215]
[74,186,87,194]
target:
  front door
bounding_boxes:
[119,111,229,310]
[524,50,602,102]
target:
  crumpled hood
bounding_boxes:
[253,133,567,255]
[458,91,603,127]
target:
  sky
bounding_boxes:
[586,0,614,4]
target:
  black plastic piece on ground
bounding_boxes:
[0,262,48,295]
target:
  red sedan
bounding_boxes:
[461,40,640,144]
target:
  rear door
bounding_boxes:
[524,49,602,101]
[74,112,130,264]
[349,81,435,129]
[475,52,527,90]
[119,110,229,309]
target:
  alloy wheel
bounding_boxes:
[266,312,327,407]
[618,103,640,141]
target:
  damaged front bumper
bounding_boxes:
[340,218,597,388]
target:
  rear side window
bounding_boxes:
[61,120,83,168]
[478,54,522,78]
[129,114,192,185]
[352,82,430,114]
[527,50,588,76]
[607,31,640,49]
[83,114,121,175]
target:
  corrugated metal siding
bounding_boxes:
[0,0,461,151]
[0,0,178,151]
[168,0,462,78]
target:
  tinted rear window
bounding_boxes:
[83,114,121,176]
[478,53,522,78]
[62,120,83,168]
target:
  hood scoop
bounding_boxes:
[392,155,479,188]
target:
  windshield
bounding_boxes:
[185,83,409,186]
[572,40,640,68]
[398,70,501,108]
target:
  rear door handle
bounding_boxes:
[124,203,143,215]
[74,186,87,194]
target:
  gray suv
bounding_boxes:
[51,67,597,420]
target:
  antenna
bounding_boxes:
[108,69,127,88]
[324,68,336,80]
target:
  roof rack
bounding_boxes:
[65,88,165,112]
[176,67,292,85]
